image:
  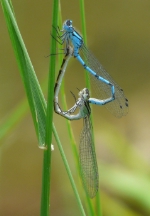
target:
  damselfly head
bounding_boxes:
[79,88,90,100]
[63,20,73,31]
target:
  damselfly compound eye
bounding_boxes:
[66,20,72,26]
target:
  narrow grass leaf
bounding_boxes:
[1,0,47,148]
[40,0,59,215]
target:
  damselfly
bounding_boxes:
[52,20,128,118]
[54,46,115,198]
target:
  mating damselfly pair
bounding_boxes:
[53,20,128,198]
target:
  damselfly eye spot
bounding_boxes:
[66,20,72,26]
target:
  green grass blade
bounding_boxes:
[1,0,47,149]
[40,0,59,215]
[79,0,90,89]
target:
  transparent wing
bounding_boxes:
[81,44,129,118]
[79,115,99,198]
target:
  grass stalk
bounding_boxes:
[40,0,59,215]
[79,1,102,215]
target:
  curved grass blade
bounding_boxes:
[1,0,47,148]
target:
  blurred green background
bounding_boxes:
[0,0,150,215]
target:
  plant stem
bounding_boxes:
[40,0,59,215]
[52,123,86,216]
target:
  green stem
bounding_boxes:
[40,0,59,215]
[52,123,86,216]
[79,0,90,89]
